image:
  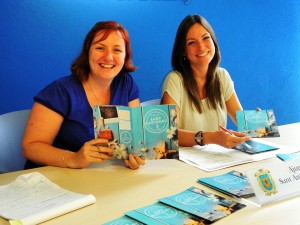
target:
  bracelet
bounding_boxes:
[194,131,205,146]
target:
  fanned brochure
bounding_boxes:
[125,202,211,225]
[198,170,255,198]
[233,140,279,154]
[158,186,246,222]
[276,153,300,161]
[93,105,178,160]
[236,109,280,137]
[102,215,144,225]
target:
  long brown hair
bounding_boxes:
[171,15,223,113]
[71,21,136,81]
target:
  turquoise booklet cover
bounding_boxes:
[198,170,255,198]
[125,202,211,225]
[233,140,279,154]
[93,105,178,160]
[158,186,246,222]
[276,153,300,161]
[236,109,280,137]
[102,215,144,225]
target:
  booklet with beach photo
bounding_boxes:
[232,140,279,154]
[198,170,255,198]
[158,186,246,222]
[236,109,280,138]
[93,104,178,160]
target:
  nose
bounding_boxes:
[103,50,113,61]
[197,41,205,50]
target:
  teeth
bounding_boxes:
[197,52,207,57]
[100,64,114,68]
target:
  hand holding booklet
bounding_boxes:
[0,172,96,225]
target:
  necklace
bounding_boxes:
[88,79,102,105]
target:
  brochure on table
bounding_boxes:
[179,139,297,172]
[104,186,246,225]
[198,170,255,198]
[245,158,300,207]
[276,152,300,161]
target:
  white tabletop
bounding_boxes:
[1,123,300,225]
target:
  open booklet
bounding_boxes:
[0,172,96,225]
[93,104,179,160]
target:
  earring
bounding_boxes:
[182,55,186,61]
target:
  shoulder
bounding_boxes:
[50,75,81,88]
[217,67,232,81]
[164,70,183,83]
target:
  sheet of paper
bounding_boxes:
[179,140,298,172]
[179,145,254,171]
[0,172,96,225]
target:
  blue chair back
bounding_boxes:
[0,109,30,173]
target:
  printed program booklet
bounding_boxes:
[198,170,255,198]
[233,140,279,154]
[236,109,280,137]
[158,186,246,222]
[276,153,300,161]
[102,215,144,225]
[93,104,178,160]
[125,202,211,225]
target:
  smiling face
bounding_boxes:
[185,23,215,71]
[88,30,126,80]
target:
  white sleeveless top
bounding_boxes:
[162,67,234,132]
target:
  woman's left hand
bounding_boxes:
[125,154,145,170]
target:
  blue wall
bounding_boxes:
[1,0,300,129]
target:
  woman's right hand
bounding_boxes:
[66,138,113,168]
[206,130,250,149]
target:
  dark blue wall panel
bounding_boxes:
[1,0,299,129]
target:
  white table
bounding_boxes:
[0,123,300,225]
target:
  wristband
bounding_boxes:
[194,131,205,146]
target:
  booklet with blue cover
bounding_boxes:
[236,109,280,138]
[198,170,255,198]
[233,140,279,154]
[93,104,178,160]
[125,202,211,225]
[102,215,144,225]
[276,153,300,161]
[158,186,246,222]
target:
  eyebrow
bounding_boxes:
[186,32,210,41]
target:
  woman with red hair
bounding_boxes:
[23,21,144,170]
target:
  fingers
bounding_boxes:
[125,154,145,170]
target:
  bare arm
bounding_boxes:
[161,92,249,148]
[226,90,243,125]
[22,103,112,169]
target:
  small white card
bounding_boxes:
[245,158,300,207]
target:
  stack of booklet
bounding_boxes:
[103,186,246,225]
[198,170,255,198]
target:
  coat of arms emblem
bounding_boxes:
[255,168,277,196]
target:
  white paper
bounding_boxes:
[179,145,253,171]
[0,172,96,225]
[179,140,298,172]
